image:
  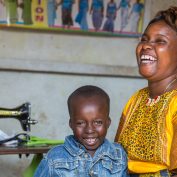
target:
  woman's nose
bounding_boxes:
[141,41,154,50]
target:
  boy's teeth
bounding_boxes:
[85,138,96,143]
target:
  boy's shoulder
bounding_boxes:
[105,139,125,150]
[111,142,126,153]
[112,142,127,154]
[112,142,124,148]
[45,135,78,160]
[45,144,67,159]
[100,140,127,165]
[104,139,127,157]
[111,142,127,162]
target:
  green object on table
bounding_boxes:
[23,136,64,177]
[23,154,43,177]
[25,136,64,146]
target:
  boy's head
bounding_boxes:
[68,85,111,156]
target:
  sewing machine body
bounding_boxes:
[0,103,37,132]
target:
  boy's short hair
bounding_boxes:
[67,85,110,116]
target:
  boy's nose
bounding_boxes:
[85,123,95,134]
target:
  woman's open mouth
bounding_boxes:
[140,54,157,64]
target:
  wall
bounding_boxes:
[0,57,142,173]
[0,72,146,177]
[150,0,177,19]
[0,0,176,176]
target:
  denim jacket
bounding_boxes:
[33,135,129,177]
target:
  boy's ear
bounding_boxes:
[69,118,72,129]
[107,117,111,128]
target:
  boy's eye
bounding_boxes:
[76,121,85,126]
[94,120,103,125]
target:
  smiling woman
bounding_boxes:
[114,6,177,177]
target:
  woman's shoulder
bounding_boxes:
[127,87,148,102]
[168,88,177,108]
[135,87,148,94]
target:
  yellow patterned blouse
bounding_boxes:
[115,88,177,174]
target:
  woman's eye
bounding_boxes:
[155,39,166,44]
[140,37,147,43]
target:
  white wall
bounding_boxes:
[0,71,146,177]
[0,71,146,140]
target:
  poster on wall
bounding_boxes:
[0,0,145,37]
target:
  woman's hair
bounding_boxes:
[147,6,177,32]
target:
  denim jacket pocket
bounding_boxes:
[102,158,122,174]
[53,159,79,170]
[52,159,79,176]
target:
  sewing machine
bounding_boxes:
[0,102,37,132]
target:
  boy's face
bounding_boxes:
[69,96,111,156]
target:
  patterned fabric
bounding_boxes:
[115,88,177,175]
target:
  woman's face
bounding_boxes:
[136,20,177,82]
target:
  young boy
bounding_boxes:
[33,85,129,177]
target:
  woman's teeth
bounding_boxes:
[140,55,157,63]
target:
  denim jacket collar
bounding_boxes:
[64,135,85,157]
[64,135,121,161]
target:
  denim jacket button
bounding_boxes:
[84,154,88,158]
[90,170,94,176]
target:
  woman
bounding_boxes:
[90,0,104,31]
[103,0,117,33]
[75,0,89,30]
[19,0,32,25]
[5,0,18,24]
[59,0,75,29]
[115,6,177,176]
[117,0,130,32]
[47,0,57,26]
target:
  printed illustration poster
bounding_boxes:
[32,0,48,27]
[0,0,145,37]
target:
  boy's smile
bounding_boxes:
[83,138,97,145]
[69,95,111,157]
